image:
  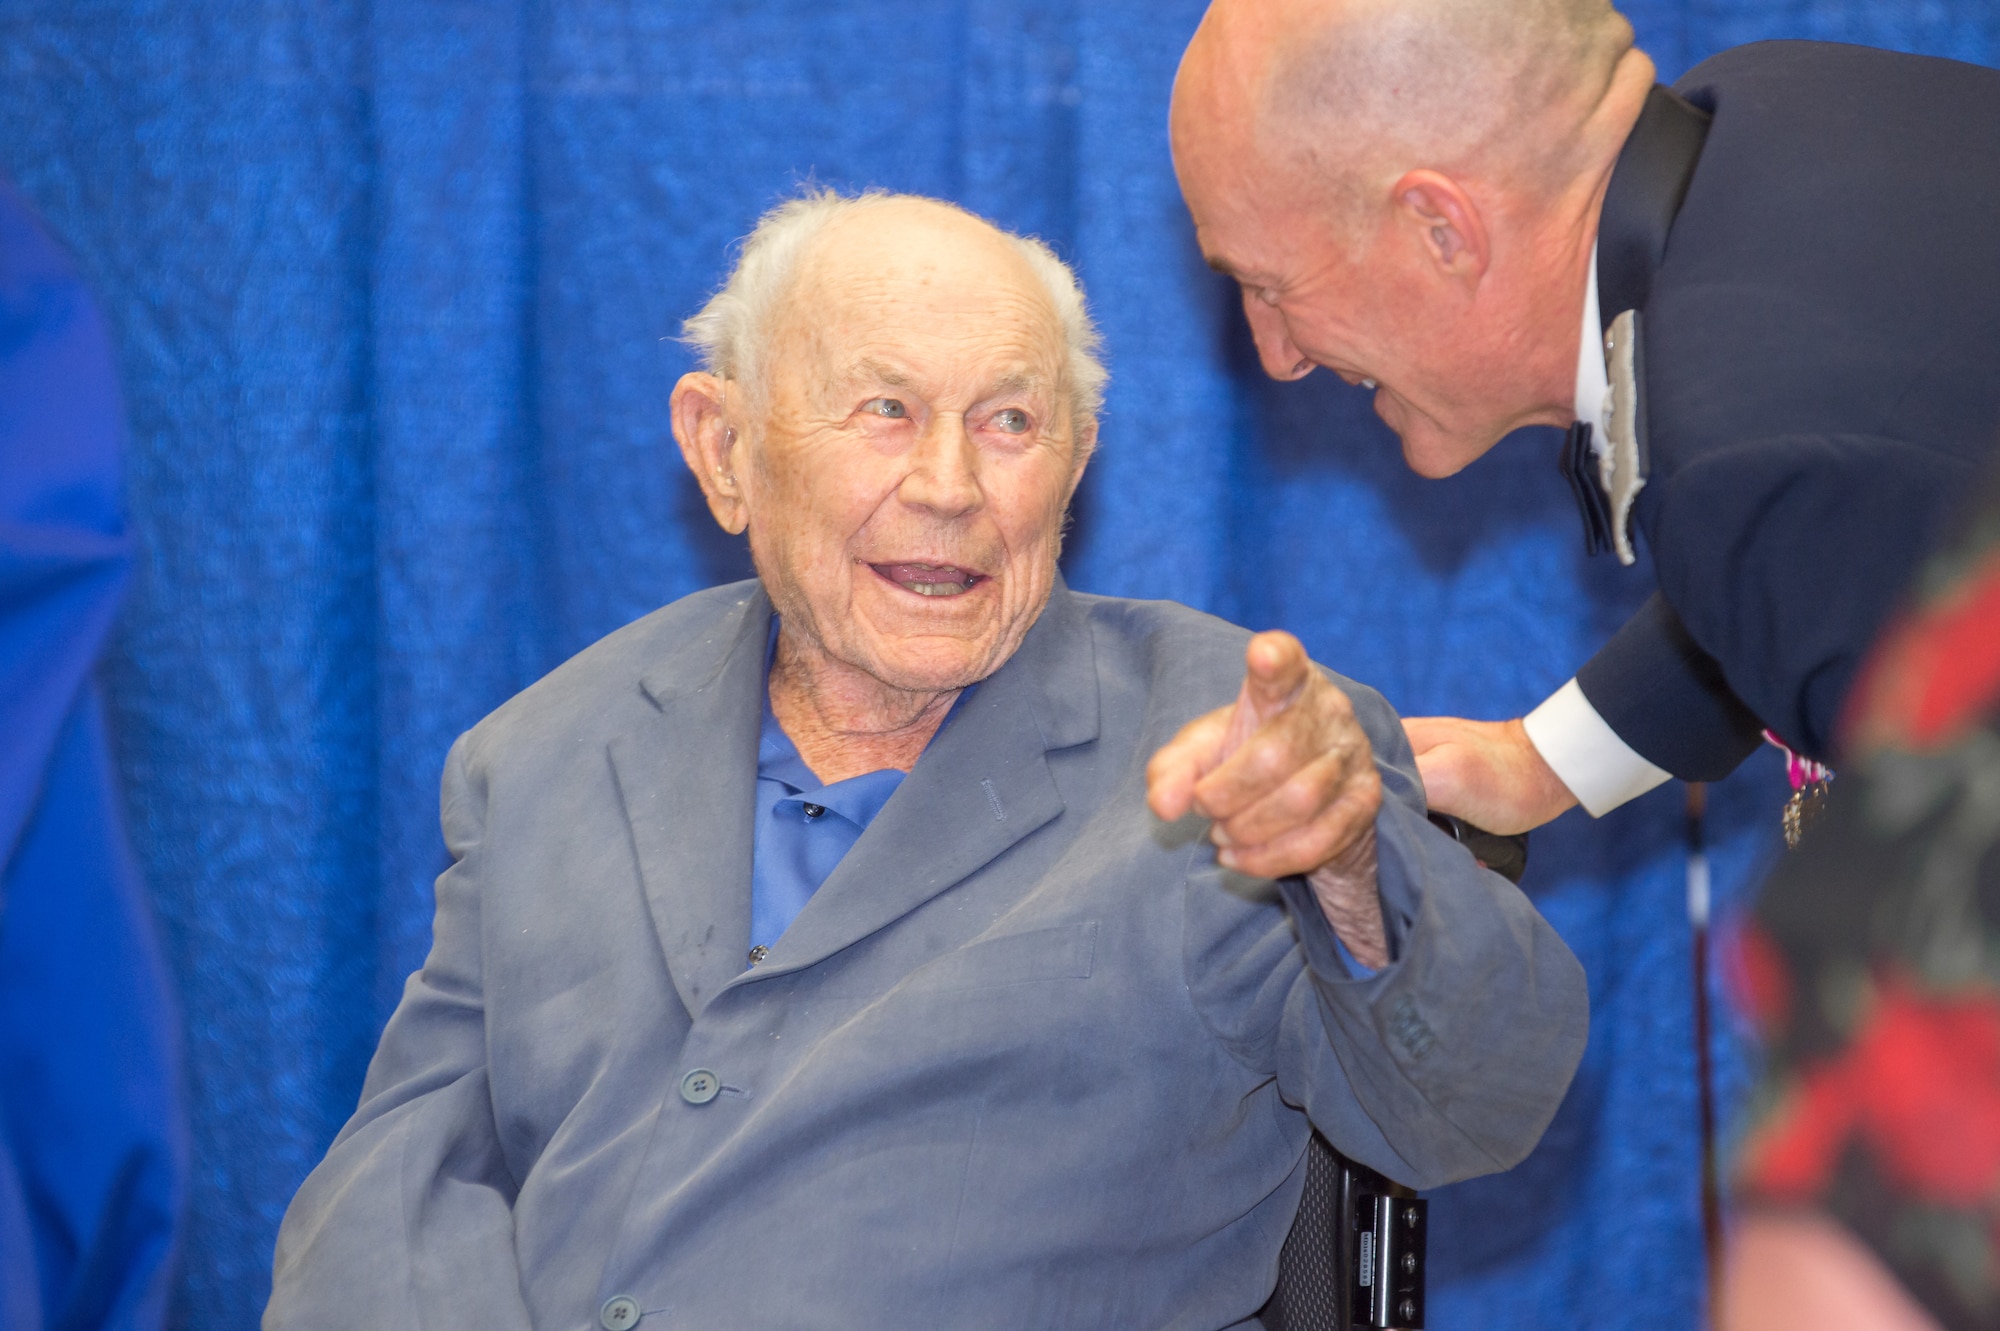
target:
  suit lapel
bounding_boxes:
[608,585,770,1017]
[1597,83,1711,321]
[741,581,1101,983]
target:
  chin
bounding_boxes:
[1390,416,1494,479]
[1375,391,1505,479]
[862,645,992,694]
[1401,441,1473,480]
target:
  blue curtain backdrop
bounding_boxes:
[1,2,1994,1326]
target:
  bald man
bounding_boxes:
[1158,3,2000,837]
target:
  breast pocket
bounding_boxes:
[902,920,1099,995]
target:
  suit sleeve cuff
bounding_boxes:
[1522,678,1672,816]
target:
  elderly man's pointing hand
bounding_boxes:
[1147,630,1389,968]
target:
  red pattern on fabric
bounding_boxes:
[1845,551,2000,752]
[1743,972,2000,1208]
[1724,920,1794,1036]
[1849,979,2000,1205]
[1746,1065,1861,1200]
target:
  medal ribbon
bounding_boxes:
[1762,730,1833,848]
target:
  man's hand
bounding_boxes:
[1402,716,1578,835]
[1147,631,1387,968]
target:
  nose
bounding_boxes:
[1241,289,1314,381]
[899,415,984,519]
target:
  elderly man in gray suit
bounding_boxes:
[266,191,1586,1330]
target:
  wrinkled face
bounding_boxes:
[1170,23,1529,478]
[737,206,1091,693]
[1173,119,1491,477]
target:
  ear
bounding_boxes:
[1391,169,1490,283]
[670,371,749,535]
[1067,416,1099,498]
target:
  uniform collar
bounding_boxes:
[1577,84,1711,432]
[1596,83,1713,323]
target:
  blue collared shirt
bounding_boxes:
[747,631,1376,977]
[750,692,908,952]
[750,629,971,956]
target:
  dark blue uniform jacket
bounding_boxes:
[1573,40,2000,777]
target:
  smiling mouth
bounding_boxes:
[870,562,987,597]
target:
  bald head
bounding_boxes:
[1170,0,1658,476]
[1176,0,1636,215]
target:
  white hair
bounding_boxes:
[681,189,1108,428]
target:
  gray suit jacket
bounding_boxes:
[267,580,1587,1331]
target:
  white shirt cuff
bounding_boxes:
[1522,678,1672,817]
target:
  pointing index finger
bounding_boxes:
[1242,630,1311,717]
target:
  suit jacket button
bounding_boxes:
[599,1295,642,1329]
[679,1068,720,1104]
